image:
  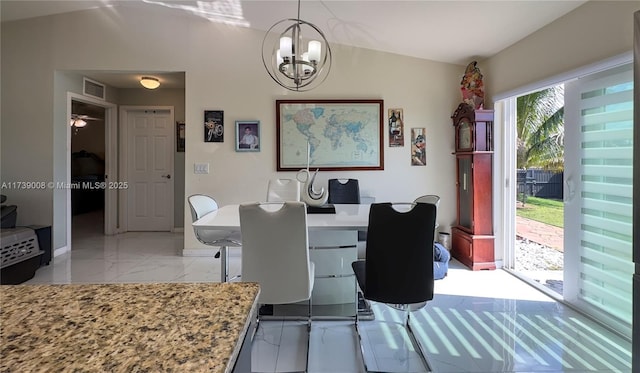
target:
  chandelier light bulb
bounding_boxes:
[280,36,292,60]
[308,40,321,62]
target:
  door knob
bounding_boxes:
[162,174,171,179]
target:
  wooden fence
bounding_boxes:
[517,169,563,200]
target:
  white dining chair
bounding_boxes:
[239,201,315,371]
[266,178,301,202]
[414,194,440,209]
[188,194,242,282]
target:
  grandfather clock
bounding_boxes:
[451,102,495,270]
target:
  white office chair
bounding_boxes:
[239,201,315,371]
[414,194,440,209]
[188,194,242,282]
[266,178,301,202]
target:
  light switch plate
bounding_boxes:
[194,163,209,174]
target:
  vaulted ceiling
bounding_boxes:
[1,0,587,88]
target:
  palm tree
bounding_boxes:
[517,85,565,171]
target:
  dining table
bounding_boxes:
[193,203,372,317]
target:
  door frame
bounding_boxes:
[66,92,118,249]
[493,51,632,292]
[119,106,175,232]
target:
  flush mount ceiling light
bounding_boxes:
[140,76,160,89]
[261,0,332,92]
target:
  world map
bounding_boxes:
[279,103,381,170]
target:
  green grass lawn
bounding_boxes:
[516,196,564,228]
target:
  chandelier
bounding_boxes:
[261,0,332,92]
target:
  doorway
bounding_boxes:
[71,100,106,239]
[67,93,118,250]
[512,85,565,296]
[497,55,633,338]
[119,106,175,232]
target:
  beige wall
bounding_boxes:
[1,6,462,254]
[485,1,637,100]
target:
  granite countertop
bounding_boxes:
[0,282,260,372]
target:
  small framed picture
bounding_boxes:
[176,121,185,152]
[388,108,404,147]
[411,127,426,166]
[235,121,260,152]
[204,110,224,142]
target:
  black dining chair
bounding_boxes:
[352,202,437,372]
[328,178,367,255]
[327,178,360,204]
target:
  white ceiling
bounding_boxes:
[1,0,587,88]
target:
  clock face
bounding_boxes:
[458,120,472,150]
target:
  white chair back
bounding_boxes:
[239,202,314,304]
[414,194,440,209]
[266,179,301,202]
[188,194,241,247]
[188,194,219,221]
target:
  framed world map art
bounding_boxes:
[276,99,384,171]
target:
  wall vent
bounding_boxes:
[83,77,105,100]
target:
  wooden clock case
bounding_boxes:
[451,103,496,270]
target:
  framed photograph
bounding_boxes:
[411,127,426,166]
[276,99,384,171]
[176,121,185,152]
[235,120,260,152]
[204,110,224,142]
[388,108,405,147]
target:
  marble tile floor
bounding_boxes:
[25,213,632,373]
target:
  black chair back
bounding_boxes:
[328,179,360,204]
[364,202,436,304]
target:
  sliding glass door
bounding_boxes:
[564,63,633,337]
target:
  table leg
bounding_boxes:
[220,245,228,283]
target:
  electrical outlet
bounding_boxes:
[194,163,209,174]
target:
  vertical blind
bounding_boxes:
[574,64,633,327]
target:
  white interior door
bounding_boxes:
[564,63,633,338]
[123,107,174,231]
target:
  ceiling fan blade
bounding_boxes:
[73,114,101,121]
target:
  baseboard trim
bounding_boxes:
[54,246,69,257]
